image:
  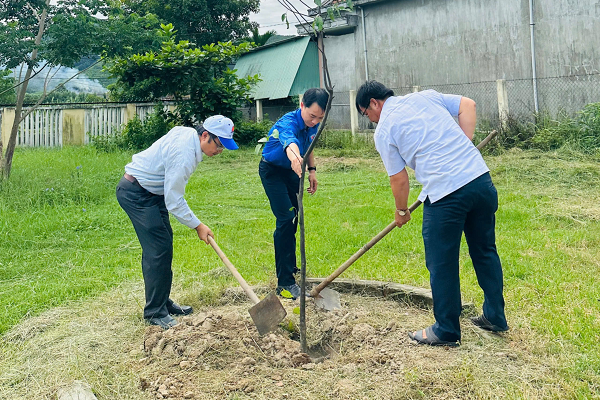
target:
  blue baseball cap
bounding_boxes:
[202,115,238,150]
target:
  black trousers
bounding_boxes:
[116,176,174,319]
[259,160,300,287]
[422,172,508,342]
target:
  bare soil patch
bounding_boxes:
[131,291,559,400]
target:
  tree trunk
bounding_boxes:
[1,1,49,179]
[298,31,334,353]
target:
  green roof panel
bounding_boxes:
[234,36,320,100]
[289,41,319,98]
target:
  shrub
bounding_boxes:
[92,106,174,152]
[530,111,579,151]
[316,130,354,149]
[234,119,274,146]
[497,114,537,150]
[576,102,600,153]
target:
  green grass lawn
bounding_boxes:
[1,144,599,396]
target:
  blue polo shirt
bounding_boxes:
[374,90,489,203]
[261,109,319,169]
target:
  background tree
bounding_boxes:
[23,87,106,104]
[108,24,260,125]
[0,0,161,179]
[238,28,278,47]
[123,0,260,46]
[0,70,16,105]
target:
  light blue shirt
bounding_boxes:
[374,90,489,203]
[125,126,203,229]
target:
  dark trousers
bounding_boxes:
[259,160,300,287]
[422,172,508,342]
[116,176,174,319]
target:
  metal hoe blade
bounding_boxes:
[314,287,342,311]
[248,292,287,335]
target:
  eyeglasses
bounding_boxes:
[214,137,224,150]
[360,105,370,117]
[208,132,224,149]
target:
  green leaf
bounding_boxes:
[255,144,263,154]
[258,137,269,143]
[281,13,286,22]
[327,8,335,21]
[293,307,300,315]
[270,129,280,139]
[314,16,324,31]
[314,0,322,6]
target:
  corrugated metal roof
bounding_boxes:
[263,35,295,46]
[234,36,320,100]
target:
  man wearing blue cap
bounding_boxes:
[116,115,238,329]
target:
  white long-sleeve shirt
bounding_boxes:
[125,126,203,229]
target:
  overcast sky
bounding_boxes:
[250,0,313,35]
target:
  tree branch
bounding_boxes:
[0,62,49,98]
[277,0,313,36]
[18,57,104,123]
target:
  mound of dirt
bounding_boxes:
[131,293,529,400]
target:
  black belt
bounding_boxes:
[261,157,286,168]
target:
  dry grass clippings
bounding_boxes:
[0,283,578,400]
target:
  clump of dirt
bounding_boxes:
[131,293,540,400]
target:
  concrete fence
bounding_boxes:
[0,102,174,149]
[251,79,522,133]
[327,75,600,131]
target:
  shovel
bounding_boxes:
[310,130,498,311]
[208,236,287,335]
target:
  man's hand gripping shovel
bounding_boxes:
[208,236,287,335]
[310,131,498,311]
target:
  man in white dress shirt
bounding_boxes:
[356,81,508,346]
[116,115,238,329]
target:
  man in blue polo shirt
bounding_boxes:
[356,81,508,346]
[259,88,329,300]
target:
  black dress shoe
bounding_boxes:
[167,300,193,316]
[470,315,509,332]
[146,315,178,329]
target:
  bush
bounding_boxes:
[234,119,274,146]
[486,106,597,153]
[576,102,600,153]
[92,106,174,152]
[316,130,354,149]
[496,114,537,150]
[529,111,578,151]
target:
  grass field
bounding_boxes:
[1,143,599,397]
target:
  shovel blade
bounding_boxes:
[248,292,287,335]
[314,287,342,311]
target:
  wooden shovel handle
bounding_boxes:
[310,200,421,297]
[309,130,497,297]
[208,236,260,305]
